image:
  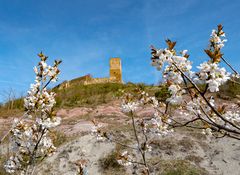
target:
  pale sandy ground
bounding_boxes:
[34,130,240,175]
[35,135,115,175]
[1,100,240,174]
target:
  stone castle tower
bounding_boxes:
[109,58,122,83]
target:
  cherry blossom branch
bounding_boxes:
[106,136,138,150]
[172,61,240,131]
[182,81,194,100]
[178,62,240,137]
[29,128,47,165]
[4,53,62,175]
[170,117,204,129]
[200,105,240,136]
[173,65,240,138]
[140,120,150,174]
[181,66,240,137]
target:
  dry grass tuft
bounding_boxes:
[50,130,68,147]
[99,150,125,175]
[151,159,208,175]
[185,155,204,165]
[178,136,195,152]
[0,154,7,175]
[151,138,177,151]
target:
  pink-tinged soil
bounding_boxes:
[1,99,240,175]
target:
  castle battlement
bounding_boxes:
[57,58,122,89]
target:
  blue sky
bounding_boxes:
[0,0,240,102]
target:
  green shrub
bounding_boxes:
[219,79,240,98]
[155,85,170,101]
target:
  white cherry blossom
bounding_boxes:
[5,53,61,174]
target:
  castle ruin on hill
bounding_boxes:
[58,58,122,89]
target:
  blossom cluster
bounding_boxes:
[151,48,173,71]
[222,111,240,123]
[117,149,149,175]
[210,25,227,50]
[121,101,139,113]
[121,90,172,136]
[195,61,230,92]
[186,96,215,115]
[24,54,61,113]
[117,151,133,166]
[149,112,173,136]
[91,120,106,141]
[4,53,61,174]
[151,43,192,105]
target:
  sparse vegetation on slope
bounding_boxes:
[52,82,162,108]
[0,82,152,118]
[99,150,126,175]
[155,159,208,175]
[218,79,240,99]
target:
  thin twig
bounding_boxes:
[130,111,150,175]
[107,137,138,150]
[221,57,239,75]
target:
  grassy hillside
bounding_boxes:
[53,82,162,108]
[0,82,166,118]
[218,79,240,99]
